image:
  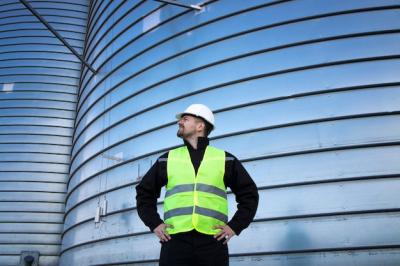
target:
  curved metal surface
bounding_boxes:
[52,0,400,265]
[0,0,88,265]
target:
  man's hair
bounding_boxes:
[203,120,213,137]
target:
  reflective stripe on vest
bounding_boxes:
[163,145,228,235]
[165,183,227,199]
[164,206,228,223]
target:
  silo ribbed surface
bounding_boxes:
[61,0,400,265]
[0,0,88,265]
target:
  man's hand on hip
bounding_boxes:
[154,223,173,242]
[213,224,236,245]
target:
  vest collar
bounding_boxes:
[184,137,209,151]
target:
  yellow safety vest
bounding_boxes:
[163,145,228,235]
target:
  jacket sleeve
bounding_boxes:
[225,153,259,235]
[135,154,167,232]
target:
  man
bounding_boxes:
[136,103,259,266]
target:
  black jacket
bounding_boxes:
[135,137,259,235]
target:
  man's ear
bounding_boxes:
[196,120,206,134]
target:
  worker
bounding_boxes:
[136,103,259,266]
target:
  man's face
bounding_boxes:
[177,115,203,139]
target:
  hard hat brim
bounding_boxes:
[175,112,183,120]
[176,112,201,121]
[175,112,215,130]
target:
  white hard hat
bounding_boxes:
[176,104,215,129]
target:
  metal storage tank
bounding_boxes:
[0,0,88,265]
[59,0,400,265]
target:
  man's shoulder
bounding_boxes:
[156,151,169,163]
[224,150,238,162]
[156,145,185,162]
[157,145,239,161]
[209,146,237,162]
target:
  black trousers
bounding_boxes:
[159,230,229,266]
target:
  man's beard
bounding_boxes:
[177,127,184,138]
[177,126,194,138]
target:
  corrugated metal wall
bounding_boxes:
[0,0,88,265]
[59,0,400,265]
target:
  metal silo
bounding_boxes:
[59,0,400,265]
[0,0,88,265]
